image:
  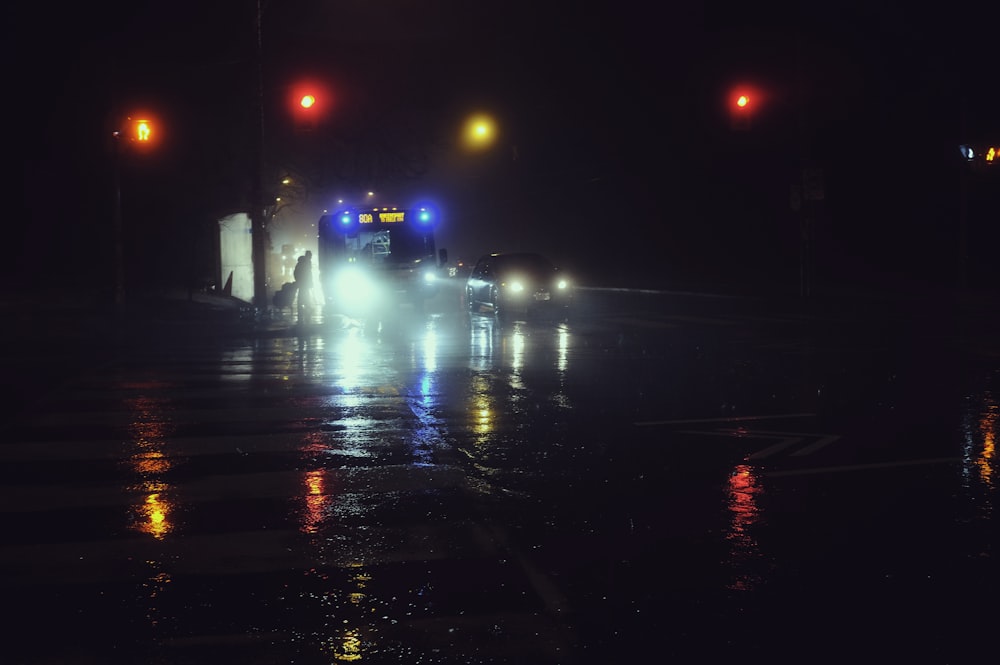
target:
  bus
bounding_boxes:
[317,205,448,317]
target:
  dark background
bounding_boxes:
[15,1,999,298]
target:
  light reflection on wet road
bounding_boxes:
[1,287,997,663]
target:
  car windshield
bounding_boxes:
[495,254,554,275]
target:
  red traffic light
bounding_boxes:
[288,78,334,133]
[728,86,759,131]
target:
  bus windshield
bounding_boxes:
[345,226,436,265]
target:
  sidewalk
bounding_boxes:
[4,281,997,343]
[1,288,290,343]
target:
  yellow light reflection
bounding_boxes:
[473,396,493,437]
[137,490,173,540]
[304,564,376,662]
[333,627,363,661]
[133,449,171,475]
[977,396,997,488]
[126,395,177,540]
[301,469,328,535]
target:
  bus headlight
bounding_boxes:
[333,267,377,307]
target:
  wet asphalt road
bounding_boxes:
[1,283,998,664]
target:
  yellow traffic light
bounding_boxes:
[986,147,996,163]
[135,119,152,142]
[122,115,157,147]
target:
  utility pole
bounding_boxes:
[111,114,157,310]
[794,29,818,299]
[250,0,268,310]
[112,131,125,309]
[957,97,968,294]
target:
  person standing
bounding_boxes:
[293,251,314,322]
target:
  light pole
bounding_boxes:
[112,132,124,308]
[250,2,330,311]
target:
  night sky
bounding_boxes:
[17,1,998,296]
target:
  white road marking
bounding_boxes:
[764,457,961,478]
[746,436,806,460]
[634,412,816,427]
[674,427,842,459]
[790,434,842,456]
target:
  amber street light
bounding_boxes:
[462,113,497,151]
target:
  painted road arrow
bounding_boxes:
[677,428,841,459]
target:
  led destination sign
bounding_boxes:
[358,211,406,224]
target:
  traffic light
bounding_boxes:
[289,79,332,133]
[730,91,753,130]
[296,95,317,132]
[295,93,318,132]
[134,119,151,142]
[123,115,157,147]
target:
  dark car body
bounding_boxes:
[466,252,573,318]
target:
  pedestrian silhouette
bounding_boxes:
[293,251,314,322]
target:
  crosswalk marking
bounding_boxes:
[2,341,579,663]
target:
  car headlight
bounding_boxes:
[508,281,524,293]
[556,279,568,290]
[423,270,437,284]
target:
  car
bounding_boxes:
[465,252,573,318]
